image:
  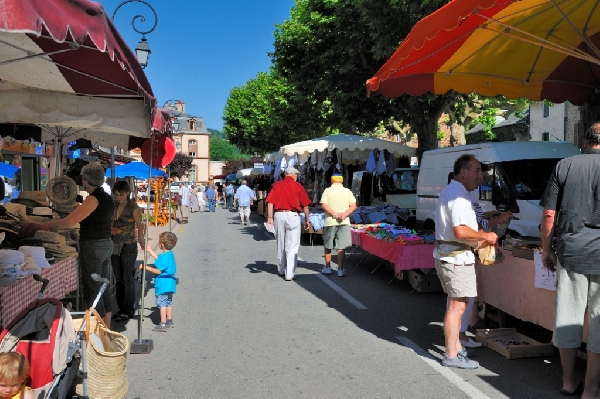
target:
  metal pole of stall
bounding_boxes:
[131,137,154,354]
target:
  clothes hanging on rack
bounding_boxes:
[386,151,397,176]
[366,149,377,173]
[376,149,386,175]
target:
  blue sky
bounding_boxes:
[98,0,295,131]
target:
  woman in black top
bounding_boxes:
[40,163,115,327]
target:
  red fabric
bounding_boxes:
[367,0,508,97]
[0,257,78,328]
[353,231,435,271]
[141,136,176,168]
[0,299,62,390]
[0,0,155,107]
[265,176,311,212]
[152,107,173,135]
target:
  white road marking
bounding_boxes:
[396,336,490,399]
[316,274,367,310]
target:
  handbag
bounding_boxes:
[71,308,129,398]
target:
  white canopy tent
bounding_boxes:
[236,168,253,179]
[278,133,416,164]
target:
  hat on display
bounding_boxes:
[46,176,77,205]
[19,246,50,268]
[22,254,42,272]
[285,167,300,175]
[32,207,53,216]
[68,138,93,151]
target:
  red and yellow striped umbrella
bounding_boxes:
[367,0,600,105]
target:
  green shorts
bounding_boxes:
[553,260,600,353]
[323,225,351,250]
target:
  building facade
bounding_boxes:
[167,101,211,184]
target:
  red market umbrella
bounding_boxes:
[366,0,600,105]
[0,0,156,150]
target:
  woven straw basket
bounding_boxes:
[71,309,129,399]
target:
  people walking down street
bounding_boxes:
[140,231,178,332]
[179,183,191,223]
[111,180,145,323]
[234,179,256,225]
[217,183,224,207]
[197,188,205,212]
[190,185,200,213]
[225,182,235,209]
[205,184,217,212]
[265,167,311,281]
[320,173,357,277]
[540,123,600,398]
[434,154,497,369]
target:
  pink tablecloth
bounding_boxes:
[478,252,555,331]
[0,257,78,328]
[351,230,435,271]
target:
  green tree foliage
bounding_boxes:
[223,70,330,154]
[208,128,225,140]
[165,153,193,179]
[271,0,458,158]
[210,136,249,161]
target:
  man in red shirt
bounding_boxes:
[265,167,311,281]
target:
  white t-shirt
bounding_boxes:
[433,180,478,265]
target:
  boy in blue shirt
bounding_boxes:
[140,231,178,332]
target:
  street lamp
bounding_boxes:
[112,1,157,69]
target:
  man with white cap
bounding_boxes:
[265,167,311,281]
[320,173,357,277]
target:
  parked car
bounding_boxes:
[169,181,193,194]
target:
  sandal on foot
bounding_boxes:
[558,380,584,396]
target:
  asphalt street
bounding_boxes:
[115,205,585,399]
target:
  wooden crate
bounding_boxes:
[409,270,443,292]
[511,246,536,260]
[475,328,554,359]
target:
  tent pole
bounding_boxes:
[130,136,154,354]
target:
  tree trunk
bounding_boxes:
[414,117,439,163]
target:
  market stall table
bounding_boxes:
[478,251,555,331]
[351,229,434,274]
[0,257,78,328]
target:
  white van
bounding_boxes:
[416,141,581,237]
[351,168,420,211]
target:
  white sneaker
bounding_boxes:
[338,269,345,277]
[460,338,483,348]
[321,267,332,275]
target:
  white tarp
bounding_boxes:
[279,133,415,164]
[0,82,151,149]
[236,168,253,178]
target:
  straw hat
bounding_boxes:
[22,254,42,272]
[46,176,77,205]
[32,207,52,216]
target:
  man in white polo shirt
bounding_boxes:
[434,154,497,369]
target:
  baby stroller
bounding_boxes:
[0,275,76,398]
[0,273,113,399]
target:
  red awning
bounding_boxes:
[0,0,157,150]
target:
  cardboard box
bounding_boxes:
[409,270,443,292]
[475,328,554,359]
[511,245,540,260]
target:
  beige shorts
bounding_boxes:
[553,260,600,353]
[435,259,477,298]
